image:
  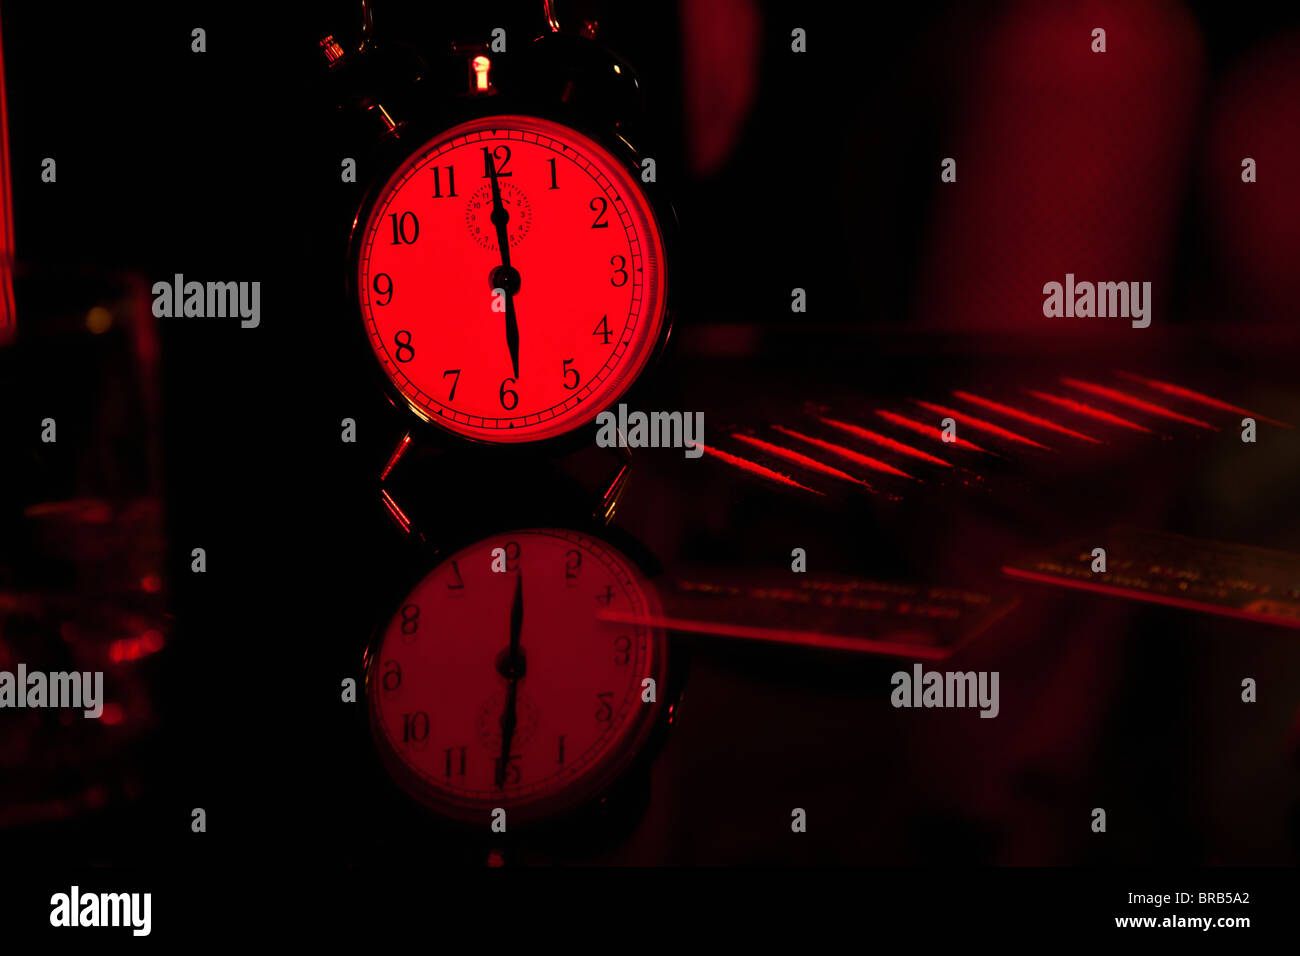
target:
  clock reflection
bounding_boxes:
[364,527,669,827]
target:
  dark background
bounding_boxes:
[3,0,1300,870]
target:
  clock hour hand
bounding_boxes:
[496,572,524,789]
[509,568,524,656]
[486,150,521,379]
[505,292,520,379]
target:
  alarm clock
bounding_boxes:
[321,3,677,450]
[362,526,675,828]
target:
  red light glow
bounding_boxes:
[771,425,915,479]
[701,444,823,495]
[875,410,993,454]
[109,630,165,663]
[952,391,1101,444]
[912,400,1052,450]
[0,15,14,343]
[731,433,875,489]
[380,489,413,534]
[471,56,491,92]
[1115,372,1293,429]
[1026,391,1154,433]
[380,432,413,482]
[816,416,953,466]
[1059,378,1217,430]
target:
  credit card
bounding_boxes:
[1004,528,1300,628]
[599,570,1019,659]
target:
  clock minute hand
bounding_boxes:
[486,151,512,269]
[504,294,520,380]
[496,573,524,789]
[486,150,521,379]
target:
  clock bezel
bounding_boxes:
[360,524,674,828]
[346,101,679,454]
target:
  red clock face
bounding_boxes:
[356,115,669,443]
[365,529,668,824]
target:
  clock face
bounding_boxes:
[366,529,668,824]
[356,115,669,444]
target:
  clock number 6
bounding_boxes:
[610,255,628,287]
[381,660,402,692]
[494,754,522,786]
[499,377,518,410]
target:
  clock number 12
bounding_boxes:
[481,145,512,177]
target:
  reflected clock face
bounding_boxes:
[356,115,669,444]
[366,529,668,824]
